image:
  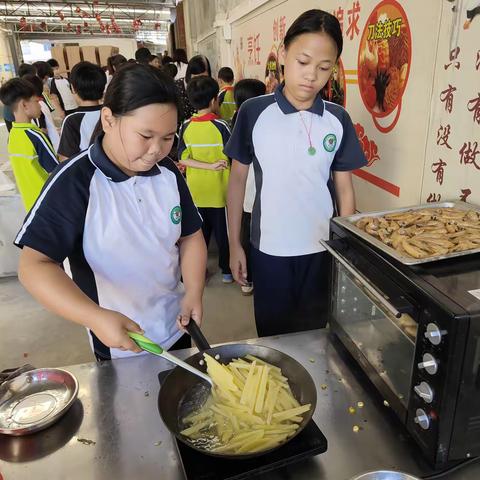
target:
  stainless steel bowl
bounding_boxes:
[351,472,420,480]
[0,368,78,436]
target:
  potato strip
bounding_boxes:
[180,354,311,454]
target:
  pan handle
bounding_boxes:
[185,319,211,351]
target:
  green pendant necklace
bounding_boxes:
[299,111,316,155]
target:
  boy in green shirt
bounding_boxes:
[217,67,236,124]
[178,76,233,282]
[0,78,58,211]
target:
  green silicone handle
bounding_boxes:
[127,331,164,355]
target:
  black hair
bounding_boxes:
[135,47,151,64]
[218,67,234,83]
[283,9,343,58]
[127,58,136,64]
[18,63,36,77]
[161,55,173,65]
[234,79,266,108]
[70,61,107,101]
[162,63,178,79]
[91,63,179,142]
[187,76,219,110]
[32,61,53,80]
[173,48,188,65]
[21,74,44,97]
[0,78,36,108]
[148,54,160,63]
[47,58,59,69]
[107,54,127,75]
[185,55,212,84]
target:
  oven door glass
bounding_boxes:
[333,262,416,408]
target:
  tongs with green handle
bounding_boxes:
[127,331,213,387]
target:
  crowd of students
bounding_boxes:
[1,9,367,361]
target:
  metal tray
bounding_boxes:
[0,368,78,436]
[333,201,480,265]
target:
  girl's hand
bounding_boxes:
[210,160,228,170]
[230,244,248,286]
[91,309,144,353]
[177,292,203,332]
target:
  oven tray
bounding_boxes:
[332,201,480,265]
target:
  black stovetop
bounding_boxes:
[157,371,327,480]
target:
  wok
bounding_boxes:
[158,321,317,459]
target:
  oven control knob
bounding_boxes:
[414,382,434,403]
[424,323,445,346]
[418,353,438,375]
[414,408,431,430]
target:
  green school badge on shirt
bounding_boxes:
[323,134,337,153]
[170,206,182,224]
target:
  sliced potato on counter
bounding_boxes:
[180,354,311,454]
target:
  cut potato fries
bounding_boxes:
[180,353,311,454]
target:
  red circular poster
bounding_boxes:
[357,0,412,133]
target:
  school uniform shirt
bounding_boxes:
[174,62,188,81]
[218,86,236,123]
[50,77,78,113]
[224,83,367,257]
[178,112,231,208]
[14,135,202,360]
[8,122,58,211]
[38,101,60,151]
[58,105,102,158]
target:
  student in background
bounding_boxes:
[15,64,206,360]
[23,74,60,151]
[217,67,236,124]
[105,54,127,89]
[226,10,367,336]
[175,55,212,123]
[231,79,266,296]
[173,48,188,80]
[178,76,233,283]
[135,47,151,65]
[0,78,58,211]
[33,61,64,120]
[2,64,36,132]
[148,55,161,68]
[58,62,106,161]
[163,63,178,79]
[47,59,78,116]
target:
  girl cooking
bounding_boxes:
[15,64,207,360]
[225,9,367,337]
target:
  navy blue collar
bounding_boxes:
[274,83,325,116]
[89,134,161,182]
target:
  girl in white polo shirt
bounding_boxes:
[15,64,207,360]
[225,9,367,337]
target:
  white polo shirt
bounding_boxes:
[15,135,202,359]
[224,84,367,257]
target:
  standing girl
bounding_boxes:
[16,64,207,360]
[226,10,367,337]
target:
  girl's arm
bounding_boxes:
[18,247,142,352]
[177,229,207,329]
[179,158,227,170]
[333,170,356,216]
[227,160,249,285]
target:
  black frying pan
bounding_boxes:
[158,322,317,459]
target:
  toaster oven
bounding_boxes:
[325,219,480,467]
